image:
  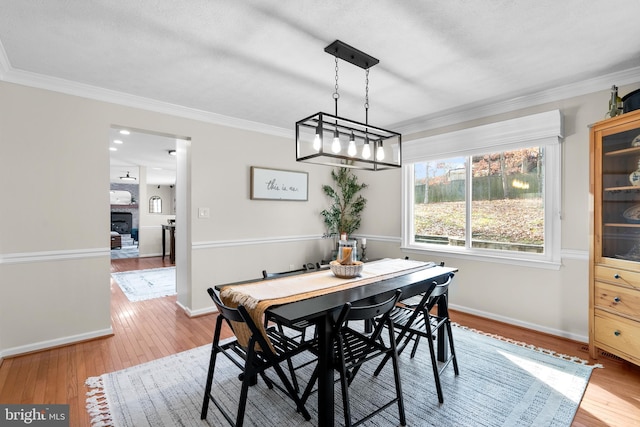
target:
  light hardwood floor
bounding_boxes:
[0,257,639,426]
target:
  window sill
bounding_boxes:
[401,244,561,270]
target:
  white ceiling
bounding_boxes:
[2,1,640,184]
[108,127,179,186]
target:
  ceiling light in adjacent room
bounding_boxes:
[119,171,136,181]
[168,150,176,156]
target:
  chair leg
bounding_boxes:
[409,334,421,358]
[235,348,258,427]
[387,319,407,426]
[336,334,353,427]
[201,317,223,420]
[426,322,444,404]
[271,362,311,420]
[373,327,415,376]
[300,364,319,405]
[445,320,460,375]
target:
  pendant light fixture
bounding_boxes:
[119,171,136,181]
[296,40,401,170]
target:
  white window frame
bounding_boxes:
[401,110,563,270]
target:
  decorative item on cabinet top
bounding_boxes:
[623,88,640,114]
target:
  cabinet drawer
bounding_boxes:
[594,310,640,357]
[594,265,640,287]
[594,281,640,318]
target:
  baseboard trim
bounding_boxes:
[449,303,588,343]
[0,327,113,359]
[176,300,217,318]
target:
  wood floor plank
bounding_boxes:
[1,255,639,426]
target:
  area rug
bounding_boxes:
[85,324,599,427]
[111,267,176,302]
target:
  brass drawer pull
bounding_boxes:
[614,330,621,336]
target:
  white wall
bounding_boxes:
[357,83,640,341]
[0,81,331,357]
[1,79,638,357]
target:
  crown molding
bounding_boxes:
[0,60,292,139]
[2,33,639,140]
[394,66,640,135]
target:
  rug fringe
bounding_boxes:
[452,323,603,368]
[85,375,114,426]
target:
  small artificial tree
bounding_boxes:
[320,167,368,238]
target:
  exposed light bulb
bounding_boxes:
[362,137,371,159]
[313,133,321,151]
[331,130,341,153]
[347,132,356,156]
[376,142,385,161]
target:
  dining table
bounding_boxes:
[216,258,457,427]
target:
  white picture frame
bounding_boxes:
[250,166,309,201]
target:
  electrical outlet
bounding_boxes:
[198,207,210,218]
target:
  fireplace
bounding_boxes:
[111,212,132,234]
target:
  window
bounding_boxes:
[149,196,162,213]
[402,111,563,267]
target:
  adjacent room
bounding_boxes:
[1,2,640,427]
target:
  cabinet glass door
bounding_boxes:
[601,126,640,260]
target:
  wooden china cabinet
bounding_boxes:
[589,108,640,366]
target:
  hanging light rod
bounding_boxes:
[295,40,401,171]
[324,40,379,70]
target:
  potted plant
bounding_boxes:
[321,167,368,251]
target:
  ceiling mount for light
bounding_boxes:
[296,40,401,171]
[168,149,176,156]
[119,171,136,181]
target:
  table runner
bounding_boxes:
[219,258,435,350]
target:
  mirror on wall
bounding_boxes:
[149,196,162,213]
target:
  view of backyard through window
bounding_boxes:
[413,147,544,253]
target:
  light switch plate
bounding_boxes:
[198,207,210,218]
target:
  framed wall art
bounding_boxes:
[250,166,308,201]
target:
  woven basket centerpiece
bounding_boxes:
[329,260,363,278]
[329,247,363,278]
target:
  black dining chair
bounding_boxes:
[262,264,319,345]
[375,273,458,404]
[301,290,406,427]
[261,266,308,279]
[201,288,312,427]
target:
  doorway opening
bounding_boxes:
[109,127,183,261]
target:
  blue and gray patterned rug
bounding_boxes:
[86,324,598,426]
[111,267,176,302]
[111,234,139,259]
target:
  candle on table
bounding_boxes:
[361,237,366,246]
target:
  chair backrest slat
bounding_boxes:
[337,290,402,325]
[425,274,454,310]
[262,267,308,279]
[207,288,244,323]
